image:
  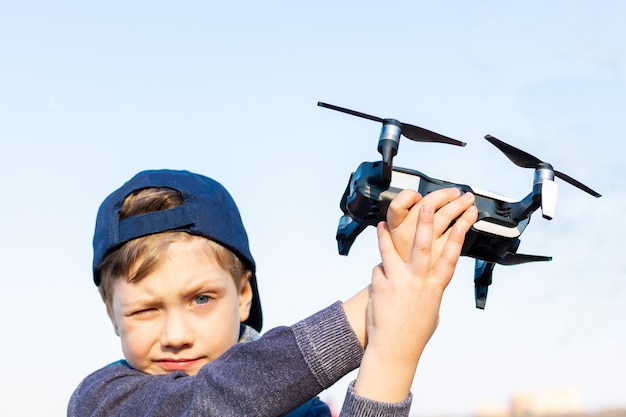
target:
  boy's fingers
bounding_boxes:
[388,188,460,231]
[421,187,462,208]
[433,192,475,237]
[433,205,477,280]
[387,189,422,230]
[388,188,468,264]
[376,221,401,278]
[454,203,479,232]
[410,204,435,276]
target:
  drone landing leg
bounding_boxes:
[474,260,495,309]
[336,215,368,255]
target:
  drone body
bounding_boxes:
[319,102,601,309]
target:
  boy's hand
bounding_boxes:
[353,188,477,402]
[369,192,476,351]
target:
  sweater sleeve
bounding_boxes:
[68,302,363,417]
[339,382,413,417]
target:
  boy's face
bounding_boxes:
[106,238,253,376]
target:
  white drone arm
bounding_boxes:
[541,179,558,220]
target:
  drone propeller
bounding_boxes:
[500,253,553,266]
[318,102,467,147]
[484,134,601,198]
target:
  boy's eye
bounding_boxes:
[131,308,155,317]
[194,295,211,305]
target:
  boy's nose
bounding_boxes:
[160,310,194,349]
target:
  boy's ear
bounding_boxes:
[101,293,120,337]
[238,272,253,322]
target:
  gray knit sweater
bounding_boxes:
[68,302,412,417]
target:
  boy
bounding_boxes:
[68,169,477,416]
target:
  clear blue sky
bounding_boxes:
[1,2,624,416]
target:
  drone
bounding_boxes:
[318,101,601,309]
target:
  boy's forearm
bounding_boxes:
[342,285,422,404]
[341,286,370,348]
[354,347,418,402]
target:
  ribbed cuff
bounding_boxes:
[292,301,364,388]
[341,381,413,417]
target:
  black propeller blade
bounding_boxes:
[318,102,466,147]
[485,134,601,198]
[500,253,553,266]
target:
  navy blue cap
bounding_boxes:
[92,169,262,331]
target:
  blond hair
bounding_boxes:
[97,187,249,305]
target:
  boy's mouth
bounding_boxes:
[155,358,203,372]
